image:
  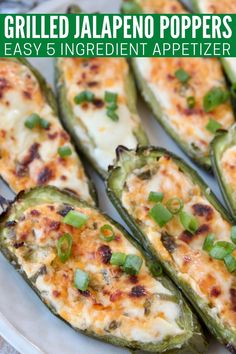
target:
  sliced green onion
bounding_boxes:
[110,252,127,266]
[39,118,50,129]
[74,90,95,104]
[148,191,164,203]
[149,262,162,277]
[224,254,236,273]
[57,233,72,263]
[63,210,88,228]
[166,197,183,215]
[206,118,222,134]
[107,109,119,122]
[105,91,118,103]
[231,226,236,244]
[149,203,173,228]
[203,87,229,113]
[107,102,118,111]
[24,113,40,129]
[187,96,196,109]
[231,83,236,99]
[123,254,143,275]
[25,114,49,130]
[203,233,215,252]
[74,269,89,291]
[58,146,72,158]
[175,68,190,84]
[99,224,115,242]
[179,211,198,234]
[209,241,236,260]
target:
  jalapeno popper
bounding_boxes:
[211,125,236,221]
[192,0,236,84]
[107,146,236,351]
[122,0,235,170]
[56,56,148,178]
[0,58,95,204]
[0,186,207,353]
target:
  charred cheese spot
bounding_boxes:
[2,202,185,343]
[58,58,142,170]
[122,155,236,329]
[0,59,92,203]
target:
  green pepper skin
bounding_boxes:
[55,5,148,179]
[0,186,207,353]
[211,125,236,221]
[0,58,97,204]
[107,145,236,351]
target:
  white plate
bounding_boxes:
[0,1,230,353]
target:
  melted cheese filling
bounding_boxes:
[5,203,184,343]
[221,145,236,195]
[0,59,92,203]
[136,0,186,14]
[58,58,141,171]
[122,156,236,329]
[134,56,234,158]
[198,0,236,14]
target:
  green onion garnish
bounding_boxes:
[175,68,190,84]
[209,241,236,260]
[107,102,118,111]
[25,113,40,129]
[166,197,183,215]
[149,262,162,277]
[224,254,236,273]
[99,224,115,242]
[187,96,195,109]
[74,269,89,291]
[179,211,198,234]
[107,109,119,122]
[39,118,50,129]
[63,210,88,228]
[25,114,49,130]
[231,83,236,99]
[231,226,236,244]
[203,233,215,252]
[58,146,72,158]
[105,91,118,103]
[110,252,127,266]
[148,191,164,203]
[57,233,72,263]
[74,90,95,104]
[206,118,222,134]
[149,203,173,228]
[203,87,229,113]
[123,254,143,275]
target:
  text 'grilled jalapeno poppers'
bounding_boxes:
[122,0,235,171]
[192,0,236,84]
[0,58,95,204]
[107,146,236,352]
[0,186,207,353]
[211,124,236,221]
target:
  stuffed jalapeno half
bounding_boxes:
[192,0,236,84]
[0,186,207,353]
[211,124,236,220]
[0,58,95,204]
[55,57,148,178]
[107,146,236,351]
[122,0,235,171]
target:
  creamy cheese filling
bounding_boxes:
[59,58,141,171]
[197,0,236,14]
[4,202,185,344]
[122,156,236,329]
[134,57,234,157]
[0,59,92,203]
